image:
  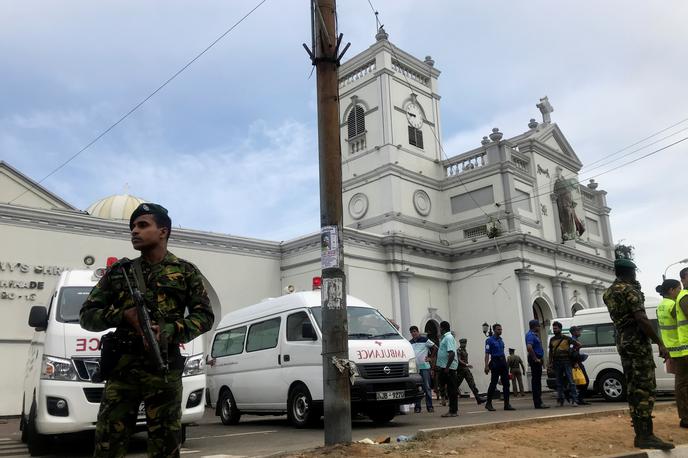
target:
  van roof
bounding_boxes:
[57,269,100,289]
[216,291,374,329]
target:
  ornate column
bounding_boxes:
[595,284,606,308]
[397,271,414,338]
[561,280,571,317]
[586,285,597,310]
[551,277,565,318]
[515,268,535,332]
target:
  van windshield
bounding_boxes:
[310,306,402,340]
[57,286,93,323]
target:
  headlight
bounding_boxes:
[41,355,79,381]
[408,358,418,374]
[182,354,205,377]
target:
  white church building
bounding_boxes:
[0,30,615,415]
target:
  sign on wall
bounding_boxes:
[0,261,65,301]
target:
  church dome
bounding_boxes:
[86,194,146,221]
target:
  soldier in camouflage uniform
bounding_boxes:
[456,338,485,404]
[603,258,673,450]
[80,203,214,458]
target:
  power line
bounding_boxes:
[582,116,688,170]
[8,0,268,205]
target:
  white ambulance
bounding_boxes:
[20,268,207,455]
[206,289,423,428]
[546,304,673,401]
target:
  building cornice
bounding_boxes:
[0,203,282,259]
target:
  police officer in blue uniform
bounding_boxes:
[525,319,549,409]
[484,323,515,411]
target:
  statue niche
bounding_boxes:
[553,167,585,241]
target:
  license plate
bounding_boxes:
[137,402,146,419]
[376,390,405,400]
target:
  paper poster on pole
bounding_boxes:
[321,225,339,269]
[322,277,343,309]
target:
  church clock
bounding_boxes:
[405,102,423,129]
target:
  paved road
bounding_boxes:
[0,395,674,457]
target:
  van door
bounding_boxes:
[234,316,283,410]
[280,310,323,402]
[208,326,247,407]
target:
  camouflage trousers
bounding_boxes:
[618,339,656,422]
[94,361,183,458]
[456,367,480,396]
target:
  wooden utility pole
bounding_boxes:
[307,0,352,445]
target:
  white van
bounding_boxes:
[20,268,207,455]
[206,290,423,427]
[546,305,672,401]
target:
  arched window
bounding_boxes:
[347,106,365,139]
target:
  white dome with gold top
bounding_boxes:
[86,194,146,221]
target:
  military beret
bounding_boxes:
[129,203,170,229]
[459,338,467,343]
[614,258,637,269]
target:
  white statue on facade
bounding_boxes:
[553,167,585,241]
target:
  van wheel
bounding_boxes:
[180,424,187,444]
[288,385,319,428]
[26,400,50,456]
[219,389,241,425]
[600,371,626,401]
[368,405,396,424]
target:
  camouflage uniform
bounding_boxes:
[80,252,214,458]
[603,280,656,424]
[456,345,481,399]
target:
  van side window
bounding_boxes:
[246,317,281,352]
[287,312,316,341]
[596,324,616,346]
[577,325,597,347]
[211,326,247,358]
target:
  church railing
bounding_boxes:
[347,132,367,154]
[511,152,530,174]
[339,61,376,88]
[391,59,430,87]
[444,151,487,177]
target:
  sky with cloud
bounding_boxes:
[1,0,687,298]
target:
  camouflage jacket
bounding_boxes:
[603,279,646,341]
[458,348,469,367]
[80,251,214,345]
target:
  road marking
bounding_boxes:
[180,449,200,455]
[0,439,11,442]
[186,430,277,441]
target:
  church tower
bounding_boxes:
[338,28,443,237]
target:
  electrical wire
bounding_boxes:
[8,0,268,205]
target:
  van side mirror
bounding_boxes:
[302,322,317,340]
[28,306,48,331]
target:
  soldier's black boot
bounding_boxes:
[633,417,674,450]
[484,400,496,411]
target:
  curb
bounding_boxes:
[415,404,662,439]
[604,444,688,457]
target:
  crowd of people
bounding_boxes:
[406,258,688,451]
[408,317,592,418]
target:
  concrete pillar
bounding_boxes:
[561,281,571,318]
[397,271,414,338]
[595,286,606,308]
[586,285,597,310]
[551,278,565,318]
[515,268,535,333]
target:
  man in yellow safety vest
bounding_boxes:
[655,278,688,427]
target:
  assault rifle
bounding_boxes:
[121,265,167,374]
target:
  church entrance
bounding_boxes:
[532,297,553,346]
[424,319,440,343]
